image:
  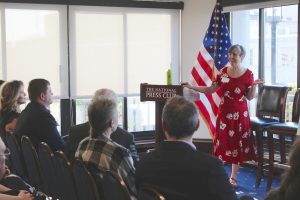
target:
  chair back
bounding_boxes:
[138,187,166,200]
[5,133,27,179]
[53,151,78,200]
[38,142,59,199]
[292,88,300,122]
[72,160,101,200]
[21,136,43,189]
[256,85,290,122]
[102,170,131,200]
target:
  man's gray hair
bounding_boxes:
[92,88,117,103]
[162,96,199,138]
[88,98,118,137]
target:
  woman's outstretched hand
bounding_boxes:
[253,79,265,85]
[181,82,191,89]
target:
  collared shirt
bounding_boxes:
[165,139,197,150]
[75,134,137,199]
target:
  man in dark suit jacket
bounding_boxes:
[135,96,237,200]
[65,121,139,165]
[65,88,139,165]
[15,79,65,151]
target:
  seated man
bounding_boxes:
[135,96,237,200]
[75,93,136,199]
[65,89,139,165]
[15,79,65,151]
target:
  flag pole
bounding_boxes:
[212,1,219,81]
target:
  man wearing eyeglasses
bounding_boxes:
[0,138,33,200]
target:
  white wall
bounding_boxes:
[181,0,216,139]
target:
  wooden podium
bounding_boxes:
[140,84,183,147]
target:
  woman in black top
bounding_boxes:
[0,80,26,134]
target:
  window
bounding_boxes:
[0,3,181,135]
[70,6,180,131]
[230,4,298,121]
[4,4,68,97]
[264,5,297,86]
[231,9,259,117]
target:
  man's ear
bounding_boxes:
[195,119,200,130]
[162,120,169,139]
[39,92,45,101]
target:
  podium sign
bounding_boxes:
[140,84,183,147]
[140,84,183,102]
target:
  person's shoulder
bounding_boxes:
[110,139,131,156]
[114,127,133,138]
[70,122,90,134]
[192,150,223,166]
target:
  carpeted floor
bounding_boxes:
[224,164,281,200]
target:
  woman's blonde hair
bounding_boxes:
[0,80,24,112]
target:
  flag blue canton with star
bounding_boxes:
[203,2,231,70]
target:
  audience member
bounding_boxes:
[0,137,33,200]
[15,79,65,151]
[75,93,137,199]
[65,88,139,164]
[264,138,300,200]
[135,96,238,200]
[0,80,26,134]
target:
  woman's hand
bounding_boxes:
[253,79,264,86]
[18,190,33,200]
[181,82,192,89]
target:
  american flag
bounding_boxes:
[190,1,231,139]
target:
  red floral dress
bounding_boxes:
[212,67,257,164]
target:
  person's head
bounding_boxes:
[0,80,26,112]
[88,98,118,138]
[228,44,246,67]
[0,138,7,179]
[276,138,300,199]
[0,80,5,87]
[28,79,53,107]
[162,96,199,140]
[92,88,118,103]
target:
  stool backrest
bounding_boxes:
[256,85,290,122]
[292,88,300,122]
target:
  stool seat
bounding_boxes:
[251,117,279,127]
[267,122,298,132]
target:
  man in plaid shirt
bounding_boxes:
[75,89,136,199]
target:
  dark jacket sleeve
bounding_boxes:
[40,112,65,151]
[111,127,139,165]
[128,133,139,165]
[208,160,238,200]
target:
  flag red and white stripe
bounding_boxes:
[189,2,231,139]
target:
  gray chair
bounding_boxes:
[102,170,131,200]
[21,136,43,190]
[72,160,101,200]
[38,142,59,199]
[138,186,166,200]
[53,151,78,200]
